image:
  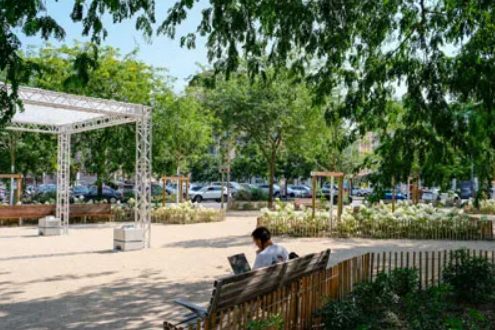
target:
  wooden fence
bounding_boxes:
[257,216,495,241]
[177,249,495,330]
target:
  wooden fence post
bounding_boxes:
[392,175,396,213]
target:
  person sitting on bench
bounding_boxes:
[251,226,289,269]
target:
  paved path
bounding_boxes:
[0,212,493,329]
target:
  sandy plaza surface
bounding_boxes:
[1,211,494,330]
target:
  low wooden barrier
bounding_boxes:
[257,216,495,241]
[167,248,495,329]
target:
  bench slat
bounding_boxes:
[208,249,330,315]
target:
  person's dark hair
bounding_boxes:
[252,227,271,248]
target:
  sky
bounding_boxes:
[18,1,211,92]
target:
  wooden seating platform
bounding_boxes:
[0,204,113,223]
[163,249,331,330]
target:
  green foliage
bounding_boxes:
[405,284,453,330]
[197,67,327,207]
[442,250,495,303]
[317,263,494,330]
[190,154,221,183]
[246,314,284,330]
[152,91,214,177]
[234,188,269,202]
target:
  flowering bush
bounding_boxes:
[259,200,330,236]
[152,201,226,224]
[464,199,495,215]
[335,202,485,239]
[229,201,269,211]
[259,201,491,240]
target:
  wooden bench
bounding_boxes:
[0,205,55,220]
[294,198,321,210]
[69,204,113,222]
[0,204,113,224]
[163,249,331,330]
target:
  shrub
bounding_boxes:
[387,268,419,297]
[405,284,452,330]
[442,250,495,303]
[246,314,283,330]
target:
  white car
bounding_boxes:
[422,188,440,202]
[257,184,281,196]
[287,185,311,197]
[190,185,229,203]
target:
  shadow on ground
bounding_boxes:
[0,269,212,330]
[161,234,251,249]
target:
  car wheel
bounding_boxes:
[290,193,295,198]
[193,196,202,203]
[110,198,117,203]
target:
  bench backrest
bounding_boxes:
[0,205,55,219]
[70,204,112,216]
[208,249,331,315]
[0,204,112,219]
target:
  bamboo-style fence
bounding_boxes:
[173,249,495,330]
[257,216,495,240]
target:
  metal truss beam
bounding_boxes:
[135,109,152,248]
[10,85,150,118]
[6,116,138,134]
[65,116,138,134]
[6,121,60,134]
[56,132,71,234]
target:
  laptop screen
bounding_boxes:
[228,253,251,274]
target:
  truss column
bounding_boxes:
[135,109,152,248]
[56,131,71,234]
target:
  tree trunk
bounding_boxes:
[97,176,103,196]
[268,147,277,209]
[10,139,16,205]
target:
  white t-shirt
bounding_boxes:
[253,244,289,269]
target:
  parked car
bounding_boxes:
[72,185,89,197]
[421,188,440,202]
[0,187,6,201]
[317,187,353,204]
[257,184,281,196]
[190,185,204,192]
[189,185,229,203]
[287,185,311,198]
[460,181,474,199]
[240,183,256,191]
[83,187,123,203]
[438,191,460,204]
[36,184,56,194]
[384,192,407,200]
[211,181,242,194]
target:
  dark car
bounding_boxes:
[384,192,407,200]
[459,181,473,199]
[83,187,123,203]
[316,187,352,204]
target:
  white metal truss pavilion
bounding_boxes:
[4,85,153,247]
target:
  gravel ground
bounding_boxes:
[1,211,494,330]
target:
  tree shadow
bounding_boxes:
[161,235,251,249]
[0,270,214,330]
[0,249,114,262]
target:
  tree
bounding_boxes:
[162,0,495,198]
[152,91,214,177]
[199,69,325,207]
